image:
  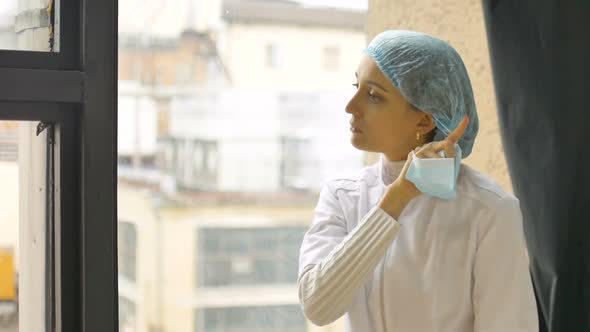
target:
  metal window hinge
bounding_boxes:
[36,122,55,144]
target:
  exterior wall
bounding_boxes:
[160,211,195,332]
[366,0,512,191]
[118,0,222,38]
[119,22,366,91]
[224,23,365,89]
[118,185,160,332]
[118,35,210,86]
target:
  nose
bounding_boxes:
[345,92,361,117]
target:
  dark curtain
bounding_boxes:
[481,1,590,331]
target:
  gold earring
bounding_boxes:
[416,132,420,141]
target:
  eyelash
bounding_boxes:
[352,82,380,102]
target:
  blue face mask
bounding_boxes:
[405,144,462,199]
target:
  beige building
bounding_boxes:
[119,31,213,87]
[117,0,366,167]
[119,0,365,90]
[220,0,365,89]
[118,182,344,332]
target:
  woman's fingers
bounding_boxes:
[423,115,469,157]
[417,141,454,159]
[429,140,455,158]
[399,150,414,180]
[443,140,455,158]
[415,142,442,159]
[446,116,470,144]
[417,149,440,159]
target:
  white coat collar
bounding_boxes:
[379,154,407,186]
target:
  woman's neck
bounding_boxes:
[380,154,406,185]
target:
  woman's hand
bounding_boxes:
[378,116,470,220]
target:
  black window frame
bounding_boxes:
[0,0,118,331]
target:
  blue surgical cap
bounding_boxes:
[364,30,479,158]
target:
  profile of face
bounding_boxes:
[346,55,436,161]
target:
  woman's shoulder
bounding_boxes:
[456,163,519,211]
[322,163,380,192]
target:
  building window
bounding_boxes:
[175,63,194,84]
[0,121,18,162]
[158,137,219,190]
[280,136,317,190]
[158,137,177,173]
[175,138,187,179]
[118,155,132,167]
[207,57,222,84]
[132,62,142,82]
[322,46,340,71]
[265,43,284,68]
[197,226,307,287]
[118,221,137,282]
[193,140,217,184]
[190,139,218,189]
[119,297,137,332]
[197,305,306,332]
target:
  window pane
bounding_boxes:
[197,227,306,287]
[118,1,366,331]
[199,305,306,332]
[202,260,231,287]
[222,230,249,254]
[0,0,58,52]
[254,229,278,254]
[253,259,276,284]
[0,121,50,332]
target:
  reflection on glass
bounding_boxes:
[0,121,19,332]
[0,0,57,52]
[117,0,367,331]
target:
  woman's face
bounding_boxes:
[346,55,435,161]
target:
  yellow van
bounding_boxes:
[0,247,16,301]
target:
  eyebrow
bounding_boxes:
[365,80,389,93]
[354,72,389,93]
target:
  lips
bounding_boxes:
[349,121,363,133]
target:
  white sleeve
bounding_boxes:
[472,197,539,332]
[297,182,402,326]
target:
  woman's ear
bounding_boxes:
[416,113,437,135]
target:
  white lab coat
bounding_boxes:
[298,156,538,332]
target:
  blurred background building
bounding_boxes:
[0,0,513,331]
[116,0,365,331]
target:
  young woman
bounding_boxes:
[298,30,538,332]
